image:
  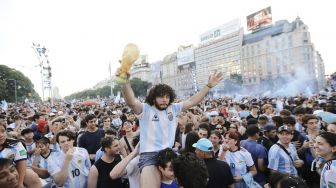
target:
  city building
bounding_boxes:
[150,61,162,86]
[176,45,197,97]
[241,17,325,93]
[130,55,152,83]
[194,19,244,95]
[160,52,178,90]
[315,51,326,90]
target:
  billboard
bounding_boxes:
[247,6,272,31]
[177,46,195,66]
[199,19,241,44]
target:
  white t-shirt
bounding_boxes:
[47,147,91,188]
[126,155,140,188]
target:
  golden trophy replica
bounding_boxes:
[115,43,140,84]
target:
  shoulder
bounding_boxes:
[239,147,250,153]
[269,144,280,153]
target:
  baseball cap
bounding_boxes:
[263,125,277,132]
[277,125,292,133]
[192,138,213,152]
[112,111,118,115]
[49,112,56,117]
[231,116,241,122]
[209,111,219,116]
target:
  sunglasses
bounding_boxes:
[215,127,222,130]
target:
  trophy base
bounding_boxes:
[115,74,129,84]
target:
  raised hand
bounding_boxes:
[207,70,223,88]
[65,148,74,161]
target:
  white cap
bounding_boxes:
[209,111,219,116]
[231,116,241,122]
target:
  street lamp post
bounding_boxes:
[8,79,17,103]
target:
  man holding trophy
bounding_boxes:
[115,43,223,188]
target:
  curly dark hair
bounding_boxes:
[172,153,209,188]
[157,148,177,169]
[145,84,176,106]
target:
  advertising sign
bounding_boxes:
[247,6,272,31]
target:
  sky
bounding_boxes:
[0,0,335,98]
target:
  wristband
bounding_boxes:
[206,84,212,88]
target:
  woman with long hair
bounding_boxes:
[219,130,257,188]
[209,130,222,158]
[314,132,336,187]
[0,122,41,188]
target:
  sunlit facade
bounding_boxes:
[130,55,152,83]
[160,52,178,89]
[241,17,325,91]
[195,19,244,93]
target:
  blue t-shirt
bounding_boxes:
[240,139,267,184]
[160,179,179,188]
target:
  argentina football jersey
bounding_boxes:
[0,141,27,163]
[47,147,91,188]
[320,160,336,188]
[138,103,182,153]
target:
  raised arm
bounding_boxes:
[182,70,223,111]
[121,81,143,115]
[52,149,73,187]
[110,144,139,179]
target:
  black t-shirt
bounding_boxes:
[95,155,123,188]
[78,128,105,163]
[204,158,234,188]
[257,136,274,151]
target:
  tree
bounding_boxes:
[0,65,40,102]
[112,77,151,97]
[65,77,151,100]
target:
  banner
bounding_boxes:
[247,7,272,31]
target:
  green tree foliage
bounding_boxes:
[65,77,151,100]
[0,65,40,102]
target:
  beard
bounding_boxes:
[154,100,168,110]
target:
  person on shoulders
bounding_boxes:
[120,69,223,188]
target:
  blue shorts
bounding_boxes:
[138,152,159,172]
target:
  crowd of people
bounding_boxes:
[1,70,336,188]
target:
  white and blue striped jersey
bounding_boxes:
[268,142,299,176]
[44,133,61,151]
[31,149,55,183]
[95,147,104,162]
[138,103,182,153]
[25,142,36,167]
[0,142,27,163]
[320,159,336,188]
[47,147,91,188]
[223,147,254,176]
